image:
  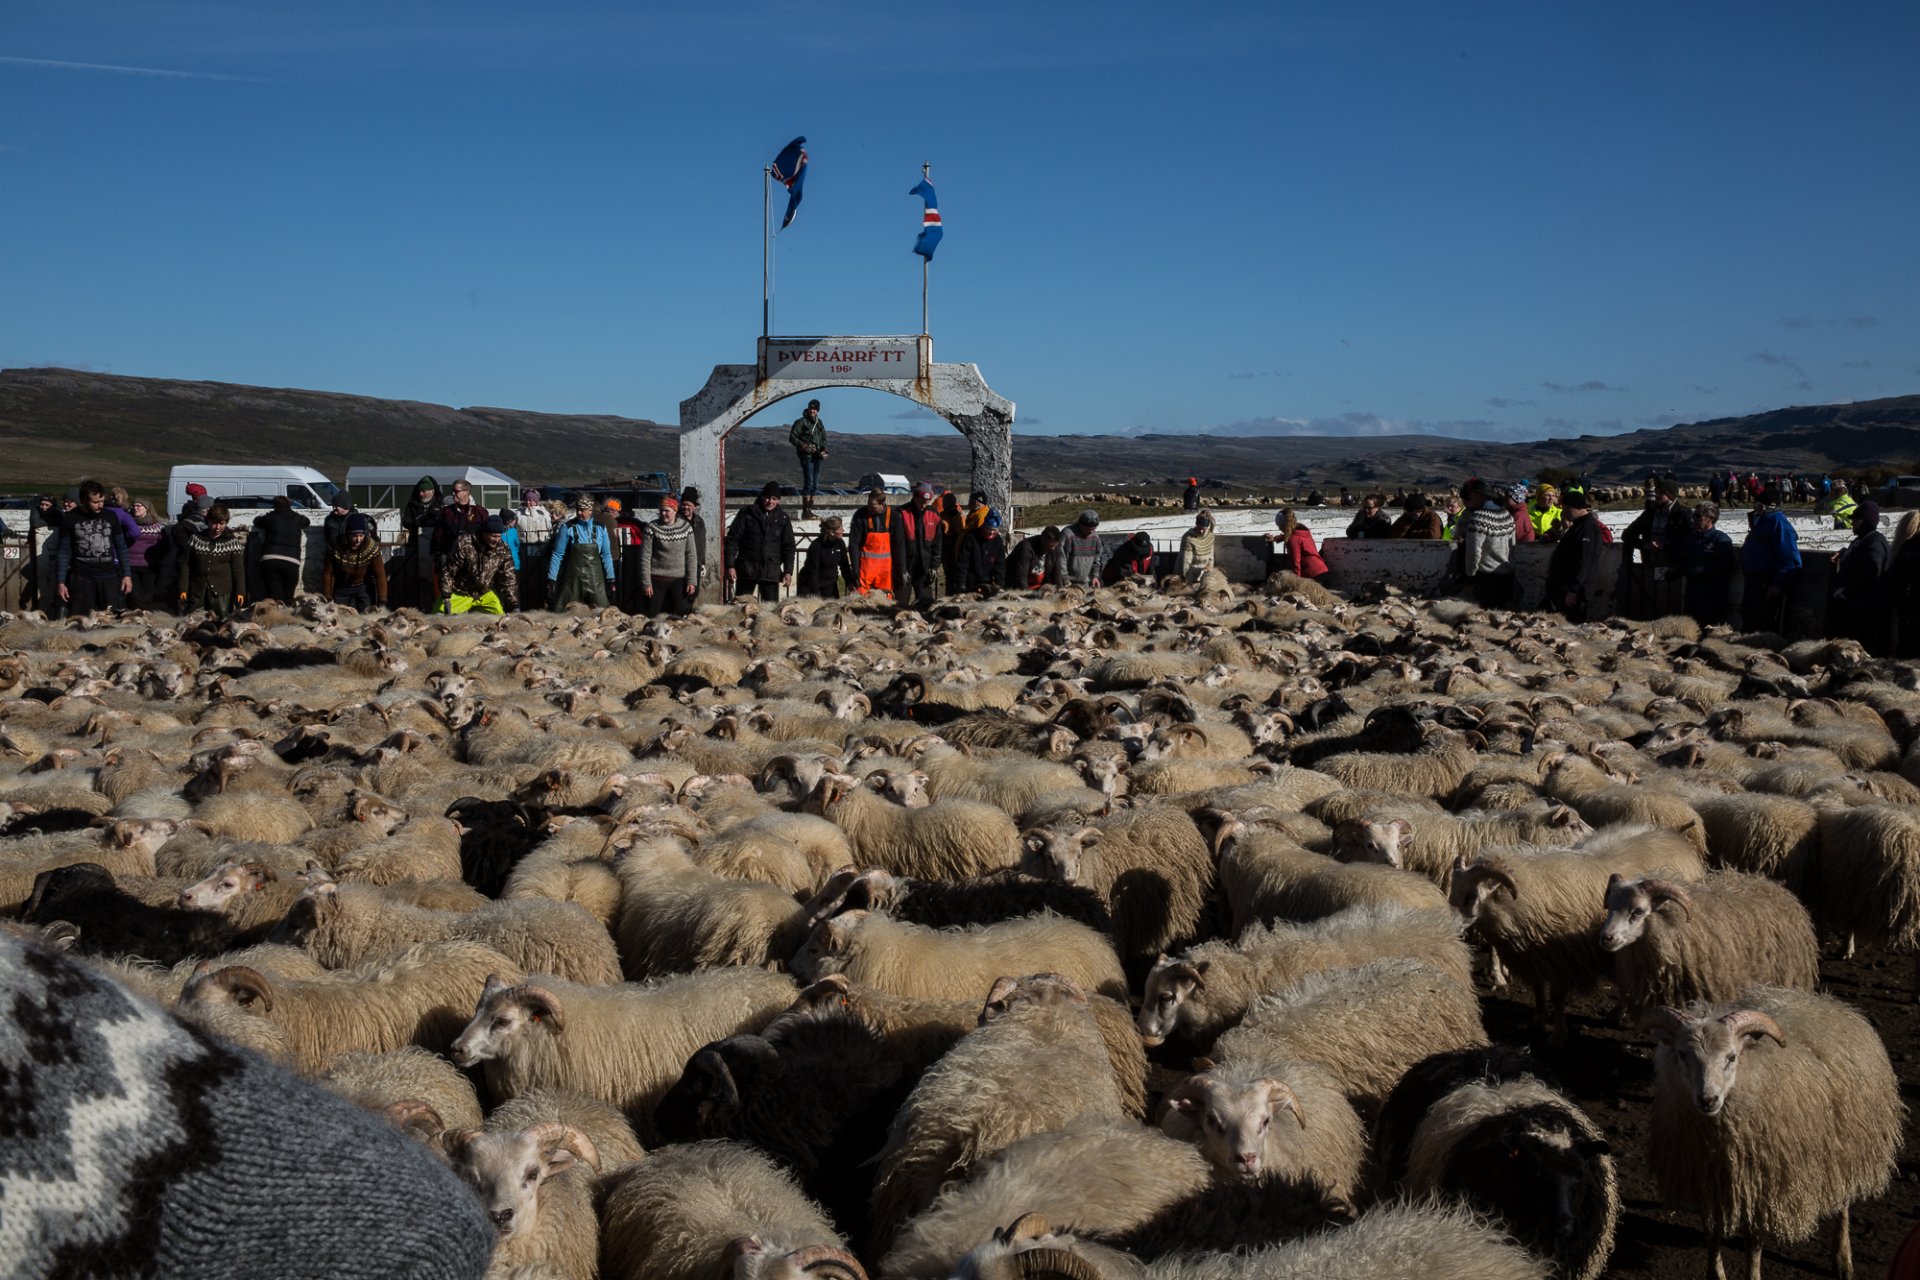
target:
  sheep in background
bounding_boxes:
[177,938,521,1074]
[449,967,793,1143]
[1137,904,1473,1052]
[1326,801,1593,889]
[1600,872,1819,1020]
[790,910,1128,1004]
[1644,988,1904,1280]
[908,741,1088,818]
[868,973,1126,1254]
[1019,806,1214,970]
[1539,752,1708,852]
[1214,958,1487,1117]
[1808,803,1920,973]
[693,810,853,896]
[802,773,1020,882]
[1450,825,1705,1041]
[1691,792,1821,889]
[273,879,621,984]
[880,1119,1213,1280]
[1312,726,1481,801]
[1157,1055,1366,1201]
[599,1140,861,1280]
[21,861,241,966]
[319,1045,484,1131]
[1213,814,1449,933]
[816,867,1113,935]
[612,832,814,978]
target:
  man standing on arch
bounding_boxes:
[788,399,828,519]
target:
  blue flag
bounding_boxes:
[910,178,942,260]
[771,137,808,232]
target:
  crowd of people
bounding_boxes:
[9,467,1916,656]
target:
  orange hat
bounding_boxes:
[1187,477,1197,485]
[605,498,622,512]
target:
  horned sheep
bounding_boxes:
[802,773,1021,881]
[1156,1054,1366,1201]
[1644,987,1904,1280]
[1018,805,1214,967]
[790,910,1128,1004]
[1600,871,1820,1020]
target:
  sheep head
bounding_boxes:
[1449,857,1518,924]
[979,972,1086,1026]
[728,1238,869,1280]
[1599,875,1693,952]
[270,880,339,946]
[441,1121,598,1242]
[180,964,275,1015]
[1331,818,1409,868]
[789,911,867,982]
[104,817,197,860]
[1162,1069,1305,1179]
[1019,826,1099,885]
[178,860,277,912]
[1137,954,1210,1046]
[449,975,566,1069]
[862,768,931,808]
[347,790,408,837]
[1642,1005,1785,1116]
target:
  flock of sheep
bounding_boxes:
[0,565,1914,1280]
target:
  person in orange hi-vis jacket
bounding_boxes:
[849,488,895,599]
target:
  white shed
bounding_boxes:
[344,466,520,511]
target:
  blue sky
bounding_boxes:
[3,1,1915,441]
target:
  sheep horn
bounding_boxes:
[1013,1248,1107,1280]
[523,1121,600,1172]
[1643,879,1694,918]
[1000,1214,1053,1244]
[382,1099,445,1139]
[1463,861,1519,899]
[759,755,799,790]
[1267,1078,1307,1130]
[1719,1009,1785,1048]
[204,965,275,1013]
[786,1246,869,1280]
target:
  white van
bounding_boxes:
[167,465,340,518]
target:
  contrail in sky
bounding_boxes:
[0,55,264,82]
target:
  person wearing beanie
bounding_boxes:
[1179,510,1216,582]
[177,504,247,616]
[639,496,699,616]
[0,929,496,1280]
[797,514,854,599]
[677,487,708,593]
[1006,524,1064,590]
[323,494,357,551]
[849,489,897,601]
[57,480,132,616]
[1543,489,1603,621]
[399,476,444,609]
[787,399,828,516]
[1101,529,1159,585]
[955,510,1007,595]
[1458,480,1518,608]
[937,491,966,595]
[1183,477,1200,513]
[252,495,312,604]
[726,483,796,602]
[1056,509,1108,587]
[1503,482,1537,543]
[1830,499,1891,652]
[441,515,518,615]
[323,512,387,610]
[548,496,615,610]
[1389,492,1445,540]
[890,482,941,606]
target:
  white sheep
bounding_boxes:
[1018,806,1214,966]
[1644,987,1904,1280]
[612,832,814,978]
[1214,817,1449,933]
[448,966,794,1143]
[1156,1053,1365,1201]
[439,1120,601,1280]
[802,773,1020,881]
[790,910,1128,1004]
[1600,871,1820,1020]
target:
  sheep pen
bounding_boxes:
[0,576,1915,1280]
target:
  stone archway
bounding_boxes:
[677,336,1015,594]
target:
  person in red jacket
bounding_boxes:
[1267,508,1328,578]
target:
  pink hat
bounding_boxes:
[185,483,208,498]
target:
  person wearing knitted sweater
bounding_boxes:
[0,930,495,1279]
[1457,481,1518,608]
[322,514,388,609]
[1178,511,1216,582]
[640,497,699,616]
[177,505,247,615]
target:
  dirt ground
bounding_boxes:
[1477,949,1920,1279]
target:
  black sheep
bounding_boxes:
[22,862,241,967]
[443,796,545,897]
[1372,1044,1549,1185]
[653,1014,910,1251]
[1109,1171,1350,1258]
[836,868,1112,935]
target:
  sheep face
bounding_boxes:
[1332,819,1408,868]
[788,913,865,982]
[1443,1105,1612,1271]
[270,882,338,945]
[1137,956,1208,1045]
[441,1122,597,1241]
[347,791,408,837]
[1162,1073,1303,1178]
[449,977,566,1069]
[1644,1007,1785,1117]
[1019,827,1096,885]
[978,972,1085,1025]
[1598,875,1693,952]
[178,861,275,912]
[728,1238,869,1280]
[106,818,188,860]
[1448,859,1517,927]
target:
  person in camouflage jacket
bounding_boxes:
[441,517,519,614]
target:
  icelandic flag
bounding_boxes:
[910,178,942,260]
[771,137,808,232]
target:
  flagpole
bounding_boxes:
[763,165,772,338]
[920,162,930,338]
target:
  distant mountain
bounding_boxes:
[1,368,1914,494]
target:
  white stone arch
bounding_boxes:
[678,341,1015,595]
